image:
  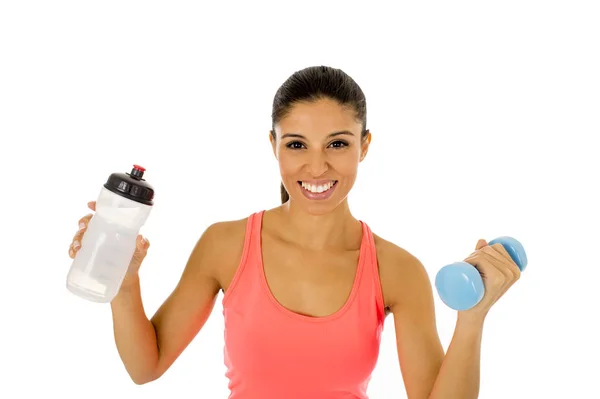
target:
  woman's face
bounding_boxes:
[271,97,371,214]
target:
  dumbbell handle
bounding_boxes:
[435,236,527,311]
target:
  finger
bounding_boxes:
[482,245,521,279]
[131,235,150,265]
[138,235,150,251]
[77,213,93,230]
[463,251,506,285]
[466,239,489,265]
[87,201,96,211]
[469,250,516,295]
[69,213,93,257]
[475,239,488,250]
[72,213,93,242]
[478,249,514,278]
[489,243,517,266]
[481,245,510,263]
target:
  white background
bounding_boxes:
[1,1,599,398]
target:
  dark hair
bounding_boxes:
[271,65,368,203]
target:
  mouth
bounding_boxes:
[297,180,338,200]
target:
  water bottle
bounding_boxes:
[66,164,155,303]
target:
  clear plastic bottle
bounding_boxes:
[66,165,155,303]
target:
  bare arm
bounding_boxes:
[110,221,236,384]
[388,253,484,399]
[426,315,484,399]
[379,244,445,399]
[427,239,520,399]
[383,238,517,399]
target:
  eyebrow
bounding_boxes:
[280,130,355,139]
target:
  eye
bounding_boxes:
[329,140,348,149]
[285,141,305,149]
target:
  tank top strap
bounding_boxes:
[359,221,386,321]
[250,210,265,250]
[221,210,265,307]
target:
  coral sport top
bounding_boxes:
[221,211,386,398]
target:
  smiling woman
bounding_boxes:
[269,66,371,207]
[68,65,522,399]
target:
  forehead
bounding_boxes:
[276,98,361,137]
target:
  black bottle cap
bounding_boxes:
[103,165,154,205]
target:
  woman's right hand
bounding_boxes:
[68,201,151,282]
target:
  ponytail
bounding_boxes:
[280,182,290,204]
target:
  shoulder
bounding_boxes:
[201,216,249,245]
[372,233,426,280]
[190,214,253,289]
[372,232,433,311]
[196,215,250,261]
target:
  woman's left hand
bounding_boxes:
[459,239,522,320]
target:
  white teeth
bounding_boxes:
[301,181,335,193]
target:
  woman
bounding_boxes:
[68,66,521,399]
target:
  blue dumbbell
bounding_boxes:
[435,236,528,311]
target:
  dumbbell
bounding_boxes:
[435,236,528,311]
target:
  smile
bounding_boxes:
[299,180,337,193]
[297,180,338,201]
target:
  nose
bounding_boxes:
[307,150,329,177]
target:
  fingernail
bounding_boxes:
[73,240,81,250]
[78,222,86,231]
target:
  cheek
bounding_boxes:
[336,153,359,175]
[333,151,361,176]
[277,151,303,177]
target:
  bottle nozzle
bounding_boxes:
[131,164,146,179]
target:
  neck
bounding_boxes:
[276,199,358,250]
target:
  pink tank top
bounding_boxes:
[221,211,386,398]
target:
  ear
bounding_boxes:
[269,130,277,158]
[359,130,372,162]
